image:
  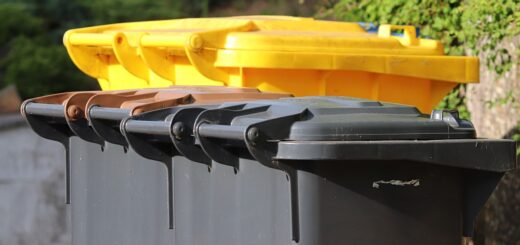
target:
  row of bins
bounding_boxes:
[21,86,516,245]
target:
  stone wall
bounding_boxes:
[466,37,520,139]
[467,37,520,245]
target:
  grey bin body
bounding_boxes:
[70,140,292,245]
[22,96,517,245]
[69,139,173,245]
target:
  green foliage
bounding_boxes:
[1,37,95,99]
[331,0,520,72]
[436,85,471,120]
[75,0,204,24]
[0,1,97,99]
[484,90,517,109]
[0,3,44,44]
[331,0,465,55]
[460,0,520,74]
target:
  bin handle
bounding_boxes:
[138,21,256,84]
[67,33,113,46]
[64,32,113,80]
[113,33,150,82]
[377,24,419,46]
[138,33,186,82]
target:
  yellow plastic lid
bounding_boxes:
[63,16,479,112]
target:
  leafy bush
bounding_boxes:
[1,37,95,99]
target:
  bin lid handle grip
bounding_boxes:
[378,24,419,46]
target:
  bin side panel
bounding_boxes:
[294,160,462,245]
[173,156,292,245]
[69,138,172,245]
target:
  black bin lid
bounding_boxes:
[224,96,476,141]
[122,96,514,172]
[283,97,475,141]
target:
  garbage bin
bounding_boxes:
[22,92,516,245]
[21,86,290,245]
[120,96,516,245]
[63,16,479,112]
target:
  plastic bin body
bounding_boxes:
[68,143,467,244]
[69,138,173,245]
[52,140,511,245]
[295,160,462,244]
[67,140,293,245]
[22,93,516,245]
[63,16,479,112]
[67,138,292,245]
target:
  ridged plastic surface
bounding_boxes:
[63,16,479,112]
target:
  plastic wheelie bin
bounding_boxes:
[22,92,516,245]
[63,16,479,112]
[21,86,290,245]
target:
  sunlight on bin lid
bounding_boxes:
[63,16,479,112]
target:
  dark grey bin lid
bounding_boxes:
[121,96,515,173]
[274,97,475,141]
[203,96,475,141]
[181,96,514,172]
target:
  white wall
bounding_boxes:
[0,122,70,245]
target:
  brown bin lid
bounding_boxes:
[24,86,291,121]
[86,89,290,117]
[25,89,136,119]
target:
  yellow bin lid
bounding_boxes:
[63,16,478,112]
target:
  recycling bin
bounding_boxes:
[63,16,479,112]
[21,86,290,245]
[22,92,516,245]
